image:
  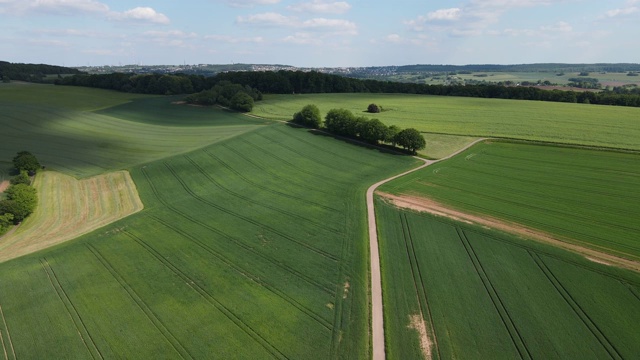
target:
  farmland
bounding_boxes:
[0,115,419,358]
[0,171,143,263]
[380,141,640,262]
[376,200,640,359]
[0,83,268,178]
[252,93,640,151]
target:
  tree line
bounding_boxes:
[0,152,40,234]
[184,81,261,112]
[0,61,82,83]
[57,70,640,108]
[292,104,425,153]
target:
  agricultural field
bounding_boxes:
[0,121,419,358]
[0,83,268,178]
[376,201,640,359]
[386,71,640,88]
[0,171,143,263]
[380,141,640,263]
[252,93,640,151]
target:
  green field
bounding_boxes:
[252,93,640,151]
[0,121,419,358]
[381,141,640,262]
[385,71,640,88]
[377,201,640,359]
[0,83,268,178]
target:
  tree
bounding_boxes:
[395,128,426,153]
[385,125,401,145]
[293,104,322,128]
[324,108,355,135]
[230,91,254,112]
[367,103,381,113]
[0,213,14,233]
[12,151,40,175]
[10,171,31,186]
[1,184,37,223]
[359,119,388,144]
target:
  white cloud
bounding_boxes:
[225,0,281,7]
[0,0,108,15]
[109,7,170,25]
[236,12,293,26]
[282,32,322,45]
[427,8,461,21]
[287,0,351,14]
[27,38,71,47]
[540,21,572,33]
[604,0,639,18]
[301,18,356,34]
[237,12,357,34]
[205,34,264,43]
[144,30,197,39]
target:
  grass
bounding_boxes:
[252,93,640,151]
[0,170,143,263]
[0,123,419,358]
[376,201,640,359]
[0,83,268,178]
[381,141,640,262]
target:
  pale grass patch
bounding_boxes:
[0,170,143,262]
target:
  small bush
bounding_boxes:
[367,103,381,113]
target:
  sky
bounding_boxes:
[1,0,639,67]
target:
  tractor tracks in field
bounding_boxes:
[366,138,487,360]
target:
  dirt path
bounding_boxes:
[367,138,487,360]
[380,192,640,273]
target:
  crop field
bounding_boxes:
[0,170,143,263]
[376,200,640,360]
[0,123,419,358]
[253,93,640,151]
[0,84,268,178]
[380,141,640,263]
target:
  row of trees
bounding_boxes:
[184,81,261,112]
[57,70,640,108]
[0,61,82,83]
[292,105,426,153]
[0,152,40,232]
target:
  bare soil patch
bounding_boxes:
[0,180,9,193]
[408,314,432,360]
[379,192,640,273]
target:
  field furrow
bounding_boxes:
[40,258,103,360]
[86,245,194,359]
[123,231,289,360]
[529,253,623,359]
[0,304,15,360]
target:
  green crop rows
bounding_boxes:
[252,93,640,151]
[381,141,640,261]
[377,201,640,359]
[0,118,418,358]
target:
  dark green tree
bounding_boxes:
[230,91,254,112]
[385,125,401,145]
[12,151,40,175]
[360,118,388,144]
[0,213,14,233]
[395,128,426,153]
[293,104,322,128]
[367,103,381,113]
[324,108,355,135]
[10,171,31,186]
[1,184,37,223]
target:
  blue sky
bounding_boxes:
[1,0,639,67]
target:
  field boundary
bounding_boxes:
[381,193,640,273]
[0,302,15,360]
[367,138,487,360]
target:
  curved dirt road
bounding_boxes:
[367,138,486,360]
